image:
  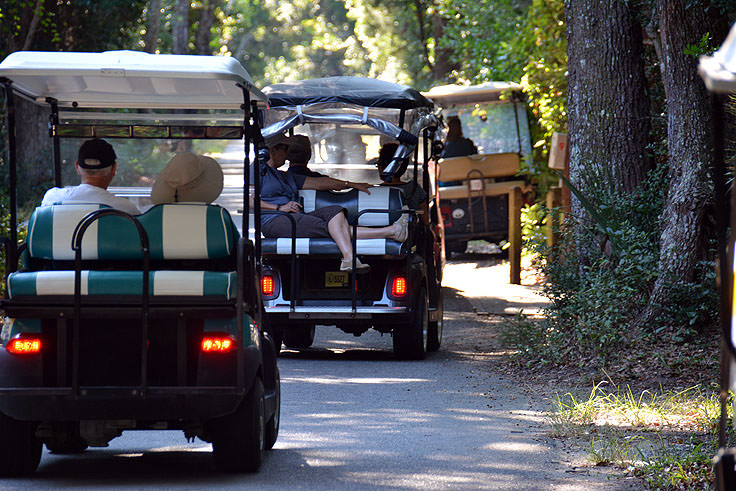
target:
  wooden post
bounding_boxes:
[549,132,571,213]
[509,186,522,285]
[546,186,562,248]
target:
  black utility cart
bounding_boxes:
[0,51,279,475]
[254,76,445,360]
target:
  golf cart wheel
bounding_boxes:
[45,424,88,454]
[427,286,444,352]
[283,325,315,349]
[393,287,428,360]
[0,411,42,476]
[211,378,266,473]
[265,365,280,450]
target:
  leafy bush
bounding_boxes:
[504,163,718,367]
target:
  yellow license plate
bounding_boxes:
[325,271,349,287]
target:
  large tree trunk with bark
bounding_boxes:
[642,0,722,323]
[195,0,217,55]
[172,0,190,54]
[565,0,651,258]
[144,0,162,53]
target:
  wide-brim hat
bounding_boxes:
[151,152,224,204]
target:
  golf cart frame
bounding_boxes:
[254,76,444,360]
[422,82,532,255]
[0,50,279,474]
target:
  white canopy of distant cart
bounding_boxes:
[0,50,267,109]
[422,81,522,105]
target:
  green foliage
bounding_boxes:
[505,162,718,367]
[683,32,715,57]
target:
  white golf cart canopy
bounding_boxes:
[0,50,267,109]
[699,23,736,92]
[422,81,522,106]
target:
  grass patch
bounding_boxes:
[547,381,730,490]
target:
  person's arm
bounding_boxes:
[302,176,372,193]
[248,195,299,213]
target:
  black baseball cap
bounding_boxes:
[77,138,116,169]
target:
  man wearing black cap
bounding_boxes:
[41,138,140,215]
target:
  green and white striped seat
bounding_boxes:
[26,203,238,261]
[9,203,240,301]
[8,271,236,299]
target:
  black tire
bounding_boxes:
[0,411,42,476]
[267,328,283,356]
[393,287,428,360]
[265,365,280,450]
[210,378,265,473]
[45,424,88,454]
[427,286,443,352]
[283,325,315,349]
[446,240,467,255]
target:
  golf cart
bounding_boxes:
[423,82,532,255]
[0,51,279,474]
[255,76,444,360]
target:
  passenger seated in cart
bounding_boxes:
[376,142,428,211]
[151,152,224,204]
[258,134,409,273]
[285,134,327,178]
[441,116,477,158]
[41,138,140,215]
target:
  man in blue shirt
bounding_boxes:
[285,135,327,178]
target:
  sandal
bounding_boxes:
[340,258,371,273]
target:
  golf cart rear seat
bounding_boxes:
[260,186,407,256]
[7,202,240,302]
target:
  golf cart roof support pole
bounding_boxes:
[351,221,358,312]
[512,101,523,156]
[46,97,62,187]
[238,86,252,390]
[422,129,430,196]
[398,108,406,129]
[2,79,18,271]
[711,91,732,450]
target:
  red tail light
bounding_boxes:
[391,276,408,297]
[201,334,235,353]
[262,275,275,296]
[6,334,42,355]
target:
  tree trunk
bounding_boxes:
[144,0,162,54]
[195,0,218,55]
[565,0,651,258]
[642,0,720,322]
[172,0,190,54]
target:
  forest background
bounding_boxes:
[1,0,736,377]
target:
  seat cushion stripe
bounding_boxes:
[153,271,204,296]
[162,205,208,259]
[275,238,311,254]
[300,190,316,213]
[357,189,392,226]
[53,205,100,260]
[8,271,236,298]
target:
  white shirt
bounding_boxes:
[41,184,141,215]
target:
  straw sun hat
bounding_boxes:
[151,152,224,204]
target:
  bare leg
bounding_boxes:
[355,222,402,240]
[327,212,354,261]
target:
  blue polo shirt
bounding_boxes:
[254,163,307,224]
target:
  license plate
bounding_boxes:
[325,271,349,287]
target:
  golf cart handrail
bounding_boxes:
[0,50,267,109]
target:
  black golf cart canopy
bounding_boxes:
[264,76,432,110]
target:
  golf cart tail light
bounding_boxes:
[201,334,235,353]
[262,275,275,296]
[392,276,408,297]
[6,335,42,355]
